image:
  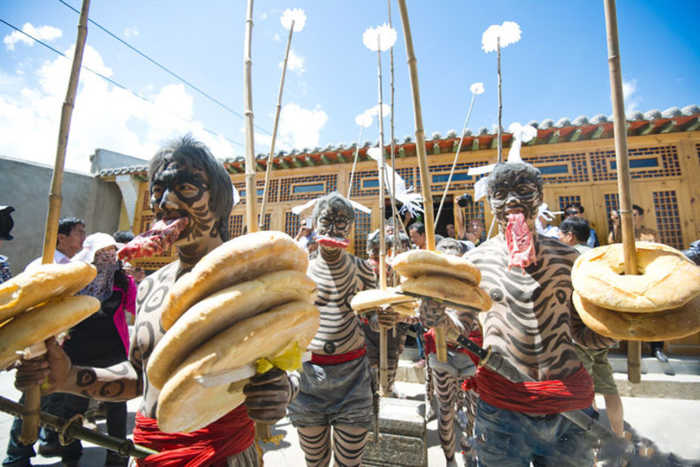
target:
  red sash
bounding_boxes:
[311,346,366,365]
[133,405,254,466]
[423,328,483,365]
[472,365,593,414]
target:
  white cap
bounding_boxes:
[72,232,118,264]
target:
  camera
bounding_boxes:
[457,194,473,208]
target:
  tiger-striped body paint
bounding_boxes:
[289,193,375,466]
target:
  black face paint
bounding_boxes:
[316,206,352,240]
[487,163,543,228]
[149,160,215,243]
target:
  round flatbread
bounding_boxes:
[161,231,308,330]
[156,300,319,433]
[572,242,700,313]
[573,291,700,341]
[399,274,492,311]
[0,262,97,322]
[0,295,100,369]
[391,249,481,285]
[350,288,416,314]
[148,270,316,390]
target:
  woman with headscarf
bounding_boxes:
[54,233,136,467]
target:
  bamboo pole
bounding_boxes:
[435,92,477,226]
[259,20,295,229]
[243,0,258,236]
[603,0,640,383]
[496,38,503,164]
[347,128,364,198]
[397,0,447,363]
[19,0,92,445]
[388,0,400,260]
[374,37,390,394]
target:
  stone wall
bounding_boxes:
[0,155,122,273]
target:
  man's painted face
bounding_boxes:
[315,205,352,243]
[150,159,215,246]
[488,168,542,227]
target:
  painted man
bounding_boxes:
[287,192,379,467]
[419,162,616,466]
[14,136,291,466]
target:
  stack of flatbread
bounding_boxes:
[571,242,700,341]
[146,231,320,433]
[0,262,100,369]
[351,250,492,315]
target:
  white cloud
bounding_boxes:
[123,26,139,39]
[276,103,328,150]
[623,78,641,113]
[280,49,305,74]
[273,33,281,42]
[3,23,62,51]
[0,43,237,172]
[260,12,269,20]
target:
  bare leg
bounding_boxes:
[297,425,332,467]
[604,394,624,437]
[332,425,368,466]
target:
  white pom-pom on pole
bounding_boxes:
[281,8,306,32]
[482,20,522,163]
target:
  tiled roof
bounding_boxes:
[97,105,699,178]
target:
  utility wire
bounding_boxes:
[0,17,243,148]
[57,0,273,137]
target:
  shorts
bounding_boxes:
[288,354,373,429]
[428,348,476,379]
[574,345,618,396]
[475,399,595,466]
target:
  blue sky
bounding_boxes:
[0,0,698,172]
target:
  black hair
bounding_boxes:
[0,206,15,241]
[559,217,591,243]
[632,204,644,216]
[409,222,425,235]
[436,237,467,256]
[312,192,355,225]
[149,135,233,240]
[564,202,585,215]
[683,240,700,266]
[58,217,85,236]
[366,229,393,252]
[112,231,134,244]
[487,162,544,196]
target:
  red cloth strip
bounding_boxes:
[470,365,593,414]
[133,405,254,467]
[311,346,366,365]
[423,328,483,364]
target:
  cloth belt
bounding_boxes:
[311,346,366,365]
[132,405,254,467]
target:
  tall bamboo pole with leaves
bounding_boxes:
[259,9,306,228]
[18,0,92,445]
[395,0,448,363]
[603,0,641,383]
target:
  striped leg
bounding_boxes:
[433,368,459,461]
[297,425,331,467]
[332,425,368,467]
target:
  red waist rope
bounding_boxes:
[132,405,254,467]
[311,346,366,365]
[471,365,593,414]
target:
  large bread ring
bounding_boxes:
[573,291,700,341]
[572,242,700,313]
[391,250,481,285]
[399,274,492,311]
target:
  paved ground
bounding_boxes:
[2,365,699,466]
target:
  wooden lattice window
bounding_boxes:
[229,214,244,239]
[285,211,300,237]
[590,145,681,182]
[232,179,278,204]
[559,195,582,212]
[353,210,372,259]
[521,152,588,185]
[653,191,683,250]
[464,200,485,227]
[280,174,337,201]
